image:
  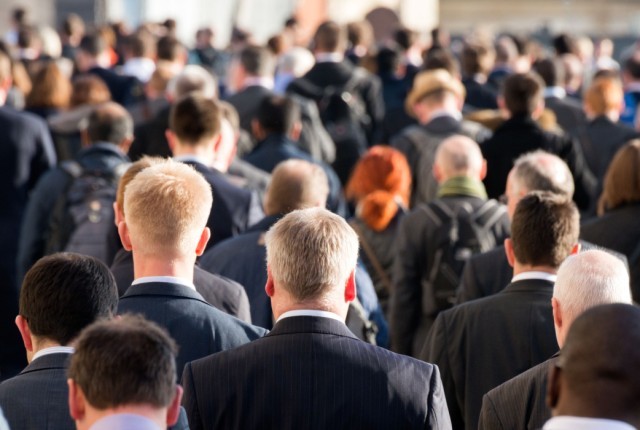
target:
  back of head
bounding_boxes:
[86,101,133,145]
[511,150,575,198]
[313,21,346,53]
[265,207,359,303]
[116,156,164,215]
[623,53,640,81]
[255,95,300,136]
[422,49,460,77]
[123,159,212,257]
[79,33,106,57]
[533,57,564,88]
[239,45,275,77]
[170,93,221,146]
[553,303,640,423]
[502,72,544,116]
[264,159,329,216]
[70,74,111,107]
[584,75,623,116]
[511,191,579,268]
[124,31,156,59]
[62,13,85,39]
[394,27,417,51]
[278,47,314,77]
[20,253,118,345]
[25,61,71,110]
[346,20,373,49]
[460,42,495,77]
[598,139,640,214]
[68,315,177,410]
[553,33,578,56]
[166,65,217,100]
[495,36,518,65]
[554,250,632,326]
[434,135,484,180]
[157,36,185,62]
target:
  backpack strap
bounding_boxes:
[349,220,394,294]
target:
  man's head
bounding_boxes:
[228,45,275,92]
[584,76,624,120]
[547,304,640,428]
[405,69,465,123]
[552,250,632,347]
[460,42,495,78]
[504,150,574,218]
[313,21,347,54]
[500,72,545,118]
[84,102,134,152]
[265,208,359,320]
[119,159,212,261]
[252,95,301,142]
[506,191,579,272]
[433,135,486,184]
[264,159,329,216]
[533,57,565,88]
[76,33,109,71]
[114,156,163,226]
[67,315,182,430]
[622,53,640,85]
[156,36,187,65]
[167,93,222,158]
[165,65,217,101]
[16,253,118,360]
[123,31,156,61]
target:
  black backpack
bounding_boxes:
[45,161,128,263]
[421,199,507,316]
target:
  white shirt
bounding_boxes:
[121,57,156,83]
[277,309,344,324]
[173,154,211,167]
[32,346,75,362]
[543,416,636,430]
[543,86,567,99]
[315,52,344,63]
[512,271,557,284]
[242,76,274,90]
[90,414,162,430]
[132,276,196,291]
[429,109,463,122]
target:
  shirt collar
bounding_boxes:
[544,86,567,99]
[32,346,75,362]
[543,416,636,430]
[315,52,343,63]
[90,414,163,430]
[277,309,344,323]
[132,276,196,291]
[429,109,463,121]
[174,155,211,167]
[243,76,274,90]
[512,271,557,284]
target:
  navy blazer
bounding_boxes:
[118,282,267,379]
[182,315,451,430]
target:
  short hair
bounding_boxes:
[19,253,118,345]
[79,33,106,57]
[554,250,632,324]
[124,31,156,59]
[511,191,579,267]
[123,160,212,257]
[67,315,177,410]
[265,208,359,302]
[623,54,640,80]
[238,45,275,77]
[533,57,564,88]
[255,95,300,135]
[17,25,36,49]
[147,62,175,96]
[422,49,460,76]
[170,93,221,145]
[264,160,329,215]
[598,140,640,214]
[116,156,164,215]
[495,36,518,64]
[434,135,484,178]
[25,62,71,109]
[553,33,578,56]
[347,21,373,48]
[394,27,417,51]
[502,72,544,116]
[460,42,495,77]
[313,21,346,53]
[166,65,217,100]
[61,13,85,38]
[510,150,575,198]
[584,76,624,115]
[12,7,28,25]
[157,36,185,62]
[87,102,133,145]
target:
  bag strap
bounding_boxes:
[349,220,395,294]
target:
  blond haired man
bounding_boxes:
[117,159,266,380]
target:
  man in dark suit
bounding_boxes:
[116,159,266,378]
[167,93,263,247]
[478,250,633,430]
[0,50,56,380]
[0,253,118,430]
[182,207,452,430]
[481,72,596,211]
[421,191,580,430]
[460,42,498,111]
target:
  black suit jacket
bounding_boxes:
[226,85,272,140]
[128,105,172,160]
[118,281,267,379]
[421,278,558,430]
[462,78,498,110]
[87,67,144,107]
[109,249,251,322]
[544,95,586,133]
[478,354,559,430]
[182,315,451,430]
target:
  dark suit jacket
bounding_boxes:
[478,354,559,430]
[87,67,144,107]
[109,249,251,322]
[182,315,451,430]
[462,77,498,110]
[0,353,73,430]
[421,278,558,430]
[544,95,586,133]
[128,105,172,160]
[118,281,266,378]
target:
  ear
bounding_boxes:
[546,361,562,411]
[288,120,302,142]
[68,379,86,421]
[265,266,275,298]
[166,129,177,154]
[113,201,123,227]
[117,220,133,252]
[497,96,506,112]
[15,315,33,353]
[166,385,184,426]
[552,297,562,333]
[479,159,487,180]
[195,227,211,256]
[504,238,515,268]
[251,119,264,141]
[118,137,134,155]
[344,269,356,303]
[432,162,443,183]
[570,242,581,256]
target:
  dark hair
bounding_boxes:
[598,140,640,214]
[17,25,35,49]
[170,93,221,144]
[19,253,118,345]
[623,55,640,80]
[460,42,494,77]
[238,45,275,77]
[502,72,544,116]
[87,102,133,144]
[26,61,72,109]
[533,57,564,88]
[313,21,346,53]
[255,96,300,135]
[79,33,107,57]
[376,45,401,75]
[394,27,417,51]
[12,7,28,25]
[62,13,85,38]
[124,31,156,59]
[511,191,579,268]
[157,36,185,62]
[553,33,578,56]
[68,315,177,409]
[422,48,459,76]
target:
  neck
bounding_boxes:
[422,101,460,124]
[79,405,166,430]
[29,338,63,363]
[172,143,215,166]
[271,291,349,322]
[513,264,557,276]
[132,253,195,282]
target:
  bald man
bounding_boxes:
[390,135,510,357]
[545,303,640,429]
[478,250,633,430]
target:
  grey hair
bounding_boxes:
[166,65,217,100]
[511,150,574,198]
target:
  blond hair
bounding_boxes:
[124,159,212,257]
[116,156,164,215]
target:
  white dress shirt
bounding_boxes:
[277,309,344,324]
[511,271,557,284]
[132,276,196,291]
[32,346,75,361]
[543,416,636,430]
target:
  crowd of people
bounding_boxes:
[0,5,640,430]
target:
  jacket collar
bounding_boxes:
[20,352,70,375]
[266,315,358,340]
[121,281,208,304]
[502,278,555,294]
